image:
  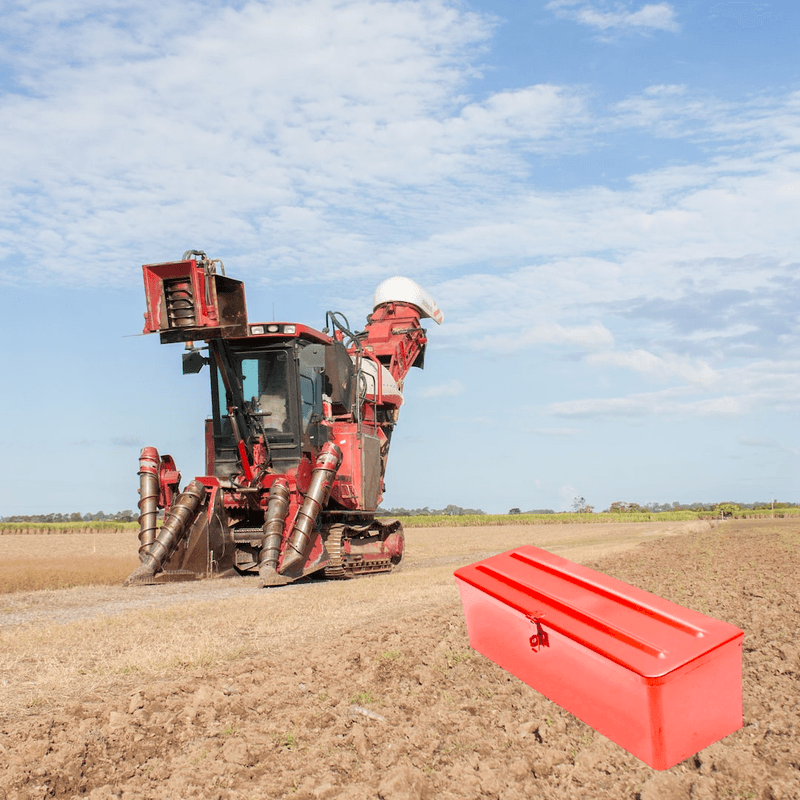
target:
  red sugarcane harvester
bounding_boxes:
[124,251,443,587]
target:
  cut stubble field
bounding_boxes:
[0,518,798,799]
[0,521,702,708]
[0,531,138,593]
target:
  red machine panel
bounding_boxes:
[142,258,247,343]
[454,546,743,770]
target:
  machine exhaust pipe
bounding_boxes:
[137,447,160,562]
[259,478,290,584]
[279,442,342,574]
[124,480,207,586]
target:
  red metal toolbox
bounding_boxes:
[454,546,743,770]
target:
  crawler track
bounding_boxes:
[323,518,404,578]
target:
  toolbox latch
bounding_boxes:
[527,613,550,652]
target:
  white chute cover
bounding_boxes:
[356,358,403,404]
[373,277,444,324]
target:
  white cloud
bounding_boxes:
[586,349,719,387]
[544,356,800,419]
[451,85,586,145]
[739,436,800,456]
[0,0,503,282]
[419,379,464,398]
[0,0,594,287]
[709,3,775,30]
[110,435,144,448]
[612,85,800,150]
[340,84,800,295]
[534,427,581,437]
[680,397,743,416]
[474,321,614,352]
[546,392,744,418]
[547,396,646,418]
[546,2,679,33]
[684,324,760,344]
[739,436,778,448]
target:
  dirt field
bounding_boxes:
[0,518,797,799]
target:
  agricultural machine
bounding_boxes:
[124,251,443,587]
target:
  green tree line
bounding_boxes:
[378,504,486,517]
[606,500,799,516]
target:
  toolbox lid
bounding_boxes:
[454,546,743,679]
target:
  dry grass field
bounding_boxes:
[0,520,702,710]
[0,518,797,799]
[0,532,138,593]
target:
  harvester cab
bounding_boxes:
[125,251,443,587]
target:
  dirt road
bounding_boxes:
[0,519,708,629]
[0,518,797,799]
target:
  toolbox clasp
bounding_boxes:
[527,613,550,652]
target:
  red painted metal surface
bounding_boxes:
[454,546,744,770]
[143,260,217,333]
[364,302,428,388]
[142,258,247,342]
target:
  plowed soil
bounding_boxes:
[1,518,798,799]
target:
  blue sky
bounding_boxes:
[1,0,798,515]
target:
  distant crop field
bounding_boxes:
[2,507,797,537]
[0,521,138,535]
[398,508,800,526]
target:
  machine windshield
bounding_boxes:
[209,344,302,478]
[240,351,290,432]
